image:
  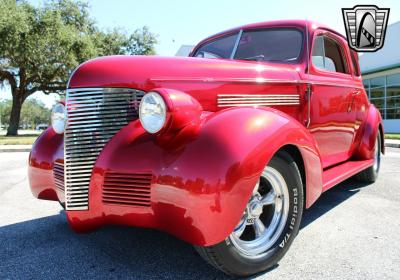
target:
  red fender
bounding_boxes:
[354,104,385,160]
[66,107,323,246]
[28,127,64,201]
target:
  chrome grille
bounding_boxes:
[102,172,152,207]
[65,88,144,210]
[53,162,64,193]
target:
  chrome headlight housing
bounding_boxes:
[51,103,66,134]
[139,91,167,133]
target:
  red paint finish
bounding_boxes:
[28,20,383,246]
[67,107,322,245]
[322,159,374,192]
[28,127,64,201]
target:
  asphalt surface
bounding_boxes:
[0,149,399,279]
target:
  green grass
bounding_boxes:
[385,133,400,140]
[0,134,39,145]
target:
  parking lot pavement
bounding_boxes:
[0,150,399,280]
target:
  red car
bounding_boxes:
[29,20,384,277]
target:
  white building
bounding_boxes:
[359,21,400,133]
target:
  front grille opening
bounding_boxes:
[64,88,145,211]
[102,172,152,207]
[53,162,65,193]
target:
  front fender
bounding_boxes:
[67,107,322,246]
[28,127,64,201]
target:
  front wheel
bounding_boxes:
[195,151,304,277]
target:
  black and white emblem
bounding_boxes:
[342,5,390,52]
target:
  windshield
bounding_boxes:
[193,28,303,63]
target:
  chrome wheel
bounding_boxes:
[230,166,290,258]
[373,135,381,172]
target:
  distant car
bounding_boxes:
[35,124,48,130]
[28,20,383,277]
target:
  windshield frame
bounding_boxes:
[191,26,305,64]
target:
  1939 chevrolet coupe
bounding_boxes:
[28,20,384,277]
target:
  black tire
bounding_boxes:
[356,132,381,183]
[195,151,304,277]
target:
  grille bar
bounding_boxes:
[53,162,65,193]
[64,88,144,210]
[102,172,152,207]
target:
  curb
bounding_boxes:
[0,145,32,153]
[385,142,400,148]
[0,147,32,152]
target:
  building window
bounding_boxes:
[369,76,386,119]
[363,73,400,120]
[386,73,400,119]
[370,76,385,88]
[387,73,400,85]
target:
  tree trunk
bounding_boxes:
[6,94,24,136]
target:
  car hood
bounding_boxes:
[68,55,302,90]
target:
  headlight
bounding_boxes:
[139,91,167,133]
[51,103,66,134]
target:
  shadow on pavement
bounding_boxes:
[301,178,371,229]
[0,212,232,280]
[0,178,370,279]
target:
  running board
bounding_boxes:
[322,159,374,192]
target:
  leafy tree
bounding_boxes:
[20,98,51,129]
[0,98,51,129]
[0,0,158,135]
[0,99,11,129]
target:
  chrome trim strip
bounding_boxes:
[218,103,300,107]
[150,77,364,90]
[218,98,299,101]
[217,94,300,107]
[64,87,144,211]
[150,77,304,84]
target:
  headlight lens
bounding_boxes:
[51,103,66,134]
[139,91,167,133]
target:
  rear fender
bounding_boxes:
[354,104,384,159]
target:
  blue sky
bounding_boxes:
[1,0,400,107]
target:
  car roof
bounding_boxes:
[193,20,346,51]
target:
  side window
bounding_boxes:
[324,37,348,74]
[194,33,238,59]
[311,34,349,74]
[311,36,325,69]
[350,51,360,76]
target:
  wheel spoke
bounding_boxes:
[253,218,266,238]
[275,195,283,213]
[253,181,260,195]
[261,190,275,205]
[233,218,247,238]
